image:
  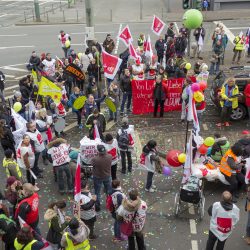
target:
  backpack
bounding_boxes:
[106,195,115,212]
[117,128,129,150]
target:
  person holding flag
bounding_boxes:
[155,36,165,64]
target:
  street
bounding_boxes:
[0,1,250,250]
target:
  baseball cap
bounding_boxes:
[97,145,106,154]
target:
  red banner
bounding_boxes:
[132,79,185,114]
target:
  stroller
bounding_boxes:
[174,175,205,220]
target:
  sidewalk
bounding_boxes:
[16,0,250,26]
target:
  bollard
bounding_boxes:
[63,10,65,22]
[46,12,49,22]
[76,10,79,22]
[24,11,26,23]
[110,9,112,22]
[52,4,54,14]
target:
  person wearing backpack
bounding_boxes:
[117,117,135,174]
[107,179,126,243]
[79,180,97,240]
[117,189,147,250]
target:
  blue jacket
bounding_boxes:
[68,92,84,112]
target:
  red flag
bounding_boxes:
[74,154,81,203]
[145,35,153,59]
[93,124,100,139]
[118,25,133,47]
[128,43,140,60]
[102,50,122,79]
[151,15,166,36]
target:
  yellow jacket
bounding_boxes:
[220,83,239,109]
[234,36,244,51]
[2,157,22,179]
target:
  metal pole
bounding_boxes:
[85,0,93,27]
[110,9,112,22]
[33,0,41,22]
[76,10,79,22]
[60,0,62,10]
[63,10,65,22]
[166,0,169,13]
[187,29,191,57]
[46,12,49,22]
[24,11,27,23]
[139,0,142,20]
[32,9,35,21]
[52,4,54,14]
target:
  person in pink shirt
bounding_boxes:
[244,83,250,118]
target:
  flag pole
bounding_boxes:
[184,121,189,153]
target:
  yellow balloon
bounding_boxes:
[185,63,191,70]
[65,40,71,48]
[193,91,204,103]
[178,153,186,163]
[73,96,87,110]
[204,137,215,147]
[78,53,83,59]
[105,97,116,113]
[13,102,22,112]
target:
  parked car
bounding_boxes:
[210,70,250,121]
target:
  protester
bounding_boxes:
[117,189,147,250]
[14,226,44,250]
[165,38,175,65]
[165,23,175,42]
[80,179,97,240]
[110,179,126,242]
[216,78,239,127]
[15,183,40,234]
[120,69,132,116]
[175,33,187,57]
[105,134,119,180]
[61,217,90,249]
[84,93,106,118]
[108,81,119,122]
[192,24,206,59]
[155,36,165,64]
[0,203,18,250]
[0,71,5,95]
[27,51,41,71]
[91,144,112,212]
[153,75,168,118]
[205,191,239,250]
[58,30,71,58]
[236,130,250,158]
[47,138,73,195]
[103,34,115,54]
[41,53,56,78]
[244,83,250,118]
[117,117,135,174]
[85,108,106,141]
[209,40,224,75]
[245,186,250,245]
[44,200,70,248]
[180,77,192,121]
[137,34,145,51]
[219,143,244,202]
[3,149,23,181]
[232,33,244,64]
[132,59,144,80]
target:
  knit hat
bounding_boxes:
[7,176,16,186]
[14,90,22,98]
[122,117,128,125]
[97,144,106,154]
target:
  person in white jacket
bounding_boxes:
[205,191,240,250]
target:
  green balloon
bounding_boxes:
[183,9,203,30]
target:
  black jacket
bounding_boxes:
[120,74,132,93]
[29,56,41,67]
[19,82,33,103]
[155,39,165,56]
[87,64,99,79]
[86,113,106,139]
[153,82,167,101]
[0,71,5,91]
[165,27,175,41]
[175,37,187,53]
[0,126,15,149]
[237,138,250,158]
[193,27,205,42]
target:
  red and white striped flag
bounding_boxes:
[118,25,133,47]
[128,43,140,60]
[102,50,122,79]
[74,154,81,203]
[187,88,200,133]
[18,216,53,250]
[93,124,100,139]
[144,35,153,60]
[181,133,192,184]
[151,15,166,36]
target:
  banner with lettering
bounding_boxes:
[65,63,85,81]
[132,78,185,114]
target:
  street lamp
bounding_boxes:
[34,0,41,22]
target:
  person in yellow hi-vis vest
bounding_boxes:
[61,217,90,250]
[14,226,44,250]
[219,143,244,203]
[232,34,244,64]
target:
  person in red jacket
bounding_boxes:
[244,83,250,118]
[15,183,40,234]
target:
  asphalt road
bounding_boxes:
[0,15,250,250]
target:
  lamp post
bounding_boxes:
[34,0,41,22]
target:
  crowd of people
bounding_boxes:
[0,21,249,250]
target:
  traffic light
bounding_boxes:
[183,0,190,9]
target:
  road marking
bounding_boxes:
[229,27,249,30]
[189,219,197,234]
[0,46,35,50]
[202,123,208,131]
[114,23,122,55]
[0,63,26,68]
[0,14,7,18]
[0,34,27,37]
[191,240,198,250]
[15,75,28,80]
[64,121,77,132]
[71,31,114,35]
[214,21,235,44]
[0,0,67,2]
[3,66,28,72]
[71,43,83,46]
[174,22,179,35]
[5,2,17,6]
[5,85,19,91]
[5,74,15,78]
[188,204,195,215]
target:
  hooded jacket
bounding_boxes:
[44,208,68,244]
[237,138,250,158]
[61,221,89,248]
[211,137,230,162]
